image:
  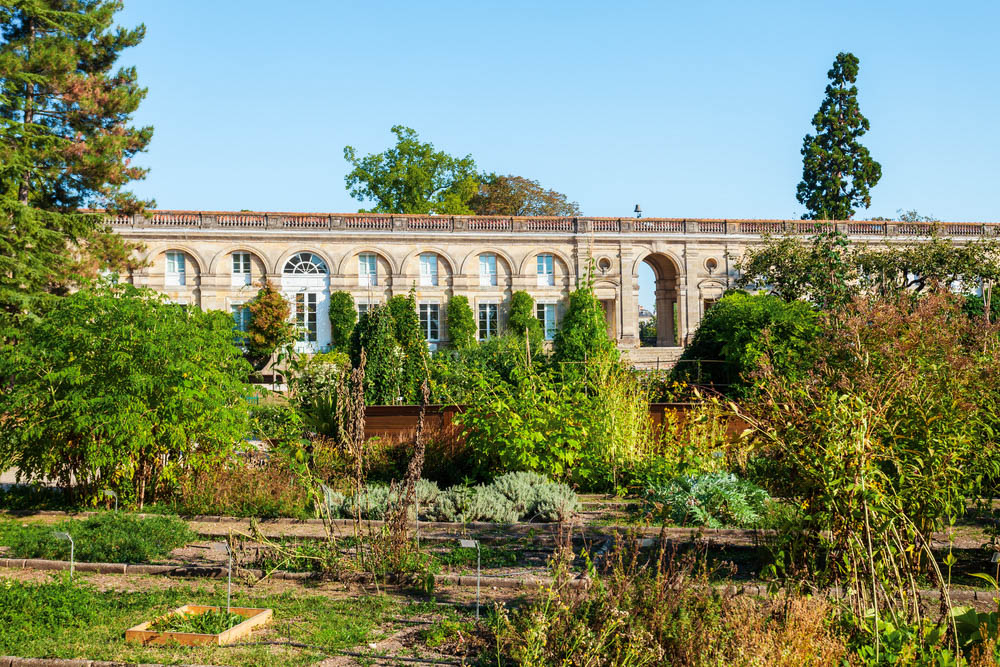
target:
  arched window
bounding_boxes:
[283,252,328,275]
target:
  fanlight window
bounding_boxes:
[283,252,328,275]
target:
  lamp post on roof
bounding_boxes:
[634,204,642,219]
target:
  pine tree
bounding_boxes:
[328,291,357,351]
[0,1,153,320]
[796,52,882,220]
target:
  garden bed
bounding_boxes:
[126,604,272,646]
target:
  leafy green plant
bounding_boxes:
[507,290,543,353]
[4,513,194,563]
[673,290,820,393]
[0,577,97,645]
[641,472,769,528]
[552,278,617,364]
[288,351,350,408]
[250,402,303,448]
[328,291,358,351]
[0,282,253,507]
[489,471,580,522]
[349,303,403,405]
[387,289,430,403]
[446,295,476,350]
[148,608,246,634]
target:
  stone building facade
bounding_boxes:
[109,211,996,360]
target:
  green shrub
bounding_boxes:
[508,290,544,352]
[173,458,310,519]
[458,356,660,492]
[672,291,820,394]
[552,281,617,364]
[250,402,303,447]
[446,295,476,350]
[641,472,769,528]
[489,471,580,522]
[289,351,349,407]
[426,485,519,524]
[4,513,194,563]
[387,290,430,403]
[349,302,403,405]
[328,290,357,351]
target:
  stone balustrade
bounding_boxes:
[106,210,1000,239]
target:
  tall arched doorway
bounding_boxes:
[282,252,331,353]
[640,253,680,347]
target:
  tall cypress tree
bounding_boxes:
[0,1,153,320]
[796,52,881,220]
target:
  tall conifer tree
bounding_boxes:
[796,52,881,220]
[0,0,153,320]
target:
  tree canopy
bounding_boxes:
[245,279,296,366]
[673,291,821,393]
[796,52,881,220]
[0,0,152,322]
[0,281,252,507]
[469,174,581,217]
[736,230,1000,308]
[343,125,479,214]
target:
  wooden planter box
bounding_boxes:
[125,605,272,646]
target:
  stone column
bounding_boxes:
[677,275,690,345]
[654,282,677,347]
[617,247,638,347]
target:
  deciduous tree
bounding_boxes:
[245,279,295,367]
[469,174,581,216]
[0,281,252,507]
[796,52,881,220]
[343,125,478,214]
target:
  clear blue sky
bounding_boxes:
[117,0,1000,222]
[116,1,1000,310]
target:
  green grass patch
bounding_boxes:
[0,513,194,563]
[0,576,396,665]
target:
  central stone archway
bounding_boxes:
[641,253,681,347]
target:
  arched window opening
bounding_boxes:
[283,252,328,275]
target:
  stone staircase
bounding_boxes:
[620,346,684,370]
